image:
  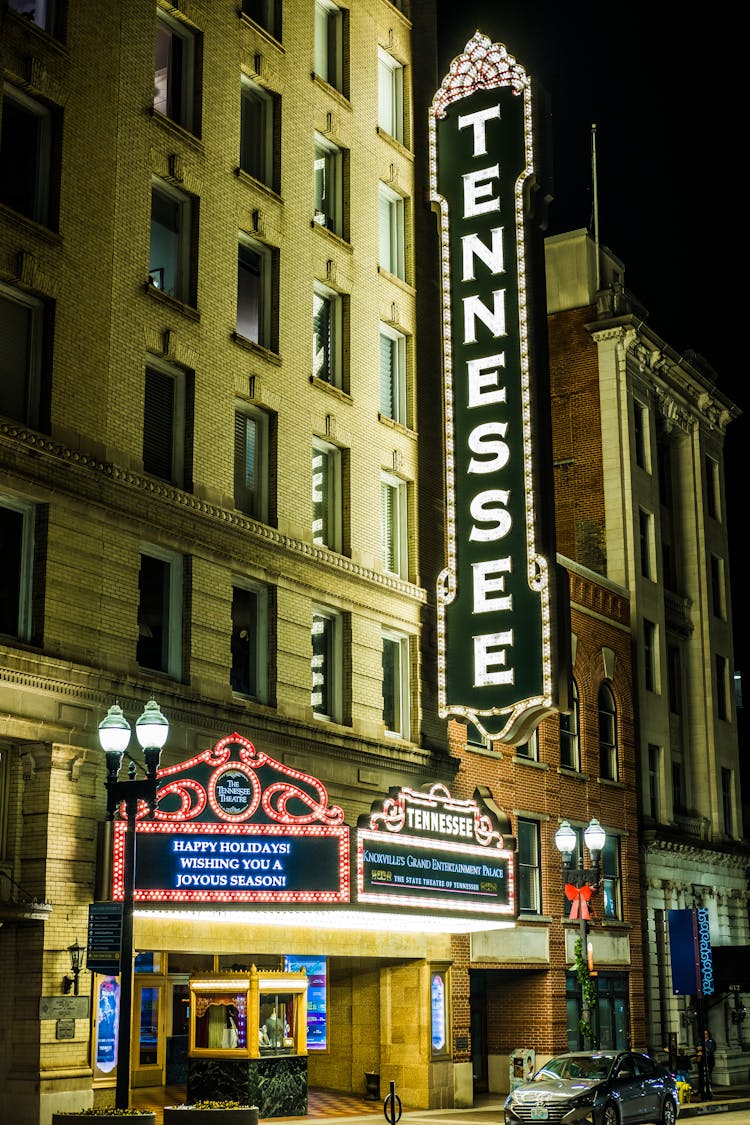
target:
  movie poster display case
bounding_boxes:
[186,968,309,1117]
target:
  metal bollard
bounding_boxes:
[384,1080,402,1125]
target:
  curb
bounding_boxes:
[677,1097,750,1118]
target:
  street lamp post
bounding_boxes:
[555,817,606,1045]
[98,699,168,1110]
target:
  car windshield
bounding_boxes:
[536,1054,615,1082]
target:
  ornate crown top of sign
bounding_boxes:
[148,732,345,826]
[432,31,528,119]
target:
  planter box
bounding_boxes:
[52,1115,156,1125]
[164,1110,258,1125]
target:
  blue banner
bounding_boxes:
[668,908,714,996]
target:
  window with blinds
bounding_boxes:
[144,366,180,483]
[311,609,337,720]
[379,325,406,424]
[234,409,268,520]
[377,48,404,143]
[381,474,407,577]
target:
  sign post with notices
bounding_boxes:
[87,901,123,975]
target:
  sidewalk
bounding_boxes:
[678,1083,750,1118]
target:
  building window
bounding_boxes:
[559,678,580,771]
[466,721,488,748]
[710,554,726,619]
[0,497,38,641]
[667,644,682,714]
[377,48,404,143]
[379,324,407,425]
[0,285,44,428]
[312,284,344,387]
[517,818,541,914]
[234,405,270,522]
[231,582,269,702]
[705,455,721,521]
[8,0,62,36]
[0,84,53,226]
[150,180,195,304]
[240,79,278,190]
[312,439,342,552]
[311,607,342,722]
[236,239,276,350]
[313,135,344,235]
[600,835,621,920]
[143,363,190,487]
[154,8,199,133]
[598,682,617,780]
[643,618,658,693]
[136,548,183,678]
[381,473,408,577]
[633,399,649,471]
[516,729,538,762]
[639,509,654,580]
[314,0,345,93]
[378,184,406,280]
[241,0,280,40]
[647,743,661,820]
[672,759,687,815]
[382,629,410,738]
[721,767,734,836]
[716,653,730,721]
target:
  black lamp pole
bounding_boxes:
[99,700,167,1111]
[555,818,606,1045]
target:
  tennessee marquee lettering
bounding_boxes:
[458,103,515,690]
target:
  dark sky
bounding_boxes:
[436,2,747,674]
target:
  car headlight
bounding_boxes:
[569,1090,597,1108]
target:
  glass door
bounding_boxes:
[132,979,165,1087]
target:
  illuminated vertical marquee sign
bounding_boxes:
[430,33,566,741]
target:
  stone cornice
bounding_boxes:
[0,421,426,604]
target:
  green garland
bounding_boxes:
[574,936,597,1043]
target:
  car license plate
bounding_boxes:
[530,1109,548,1121]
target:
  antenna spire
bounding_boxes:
[591,123,600,290]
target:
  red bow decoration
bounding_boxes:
[565,883,594,919]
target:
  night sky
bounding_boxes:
[436,2,747,678]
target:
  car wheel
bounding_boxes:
[661,1098,677,1125]
[602,1103,619,1125]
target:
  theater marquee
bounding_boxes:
[356,782,517,917]
[430,33,568,742]
[111,733,350,905]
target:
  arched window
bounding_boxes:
[560,678,580,771]
[598,683,618,780]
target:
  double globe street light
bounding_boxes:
[98,699,169,1109]
[554,817,607,1044]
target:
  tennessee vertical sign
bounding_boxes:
[430,33,567,742]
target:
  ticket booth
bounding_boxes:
[187,968,309,1117]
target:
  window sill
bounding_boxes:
[310,73,352,110]
[513,755,549,770]
[310,375,352,403]
[558,766,588,781]
[234,167,282,202]
[149,108,204,152]
[375,127,413,160]
[231,331,281,365]
[597,776,625,787]
[378,413,416,439]
[311,219,353,251]
[377,266,415,295]
[238,12,285,53]
[6,10,69,56]
[145,283,200,321]
[0,202,61,245]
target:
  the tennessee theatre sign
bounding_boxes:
[430,33,568,742]
[111,733,350,904]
